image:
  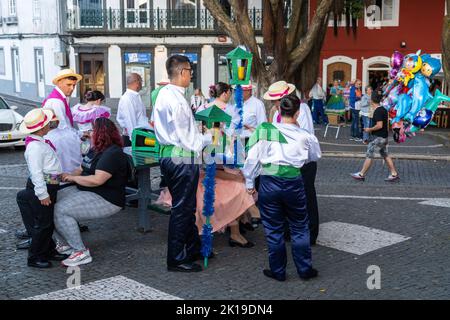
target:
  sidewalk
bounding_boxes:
[315,123,450,161]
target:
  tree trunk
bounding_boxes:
[205,0,334,105]
[442,0,450,91]
[296,15,329,96]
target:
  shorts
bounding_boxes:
[366,137,388,159]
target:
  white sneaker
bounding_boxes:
[56,243,73,255]
[62,249,93,267]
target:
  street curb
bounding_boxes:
[1,94,41,108]
[322,152,450,161]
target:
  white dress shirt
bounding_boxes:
[44,128,82,174]
[226,96,267,138]
[43,87,73,130]
[117,89,151,137]
[273,103,315,135]
[190,95,206,112]
[43,87,82,173]
[25,135,63,200]
[309,84,326,100]
[242,123,321,189]
[153,84,212,155]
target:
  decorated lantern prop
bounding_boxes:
[226,46,253,86]
[226,46,253,165]
[195,105,233,268]
[195,105,232,129]
[131,128,160,166]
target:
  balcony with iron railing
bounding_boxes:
[66,8,265,35]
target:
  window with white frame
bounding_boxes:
[0,48,5,75]
[365,0,400,28]
[8,0,17,16]
[33,0,41,20]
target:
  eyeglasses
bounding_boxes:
[182,68,193,76]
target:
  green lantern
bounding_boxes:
[226,46,253,86]
[195,105,232,129]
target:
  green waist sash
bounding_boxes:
[262,164,301,178]
[160,145,196,158]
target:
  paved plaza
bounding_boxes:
[1,101,449,300]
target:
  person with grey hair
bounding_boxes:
[116,73,151,147]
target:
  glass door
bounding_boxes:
[124,51,153,108]
[79,54,105,98]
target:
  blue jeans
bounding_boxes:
[361,115,371,141]
[312,99,328,124]
[351,109,361,138]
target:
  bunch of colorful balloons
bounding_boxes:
[382,50,450,143]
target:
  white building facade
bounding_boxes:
[65,0,266,108]
[0,0,68,103]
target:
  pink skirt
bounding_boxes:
[155,168,255,234]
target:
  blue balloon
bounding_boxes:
[403,73,432,122]
[393,93,412,123]
[412,108,433,129]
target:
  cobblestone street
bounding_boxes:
[1,144,449,300]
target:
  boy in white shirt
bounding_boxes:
[16,109,68,269]
[243,95,320,282]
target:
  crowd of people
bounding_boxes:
[14,55,397,282]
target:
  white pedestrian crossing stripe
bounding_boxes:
[25,276,181,300]
[317,222,410,255]
[419,199,450,208]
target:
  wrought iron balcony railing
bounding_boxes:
[66,8,264,34]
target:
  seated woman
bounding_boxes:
[53,118,129,267]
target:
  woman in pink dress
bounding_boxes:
[72,91,111,135]
[157,82,259,248]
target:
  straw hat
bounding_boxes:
[52,69,82,85]
[20,109,54,134]
[263,81,296,101]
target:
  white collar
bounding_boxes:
[126,88,140,95]
[167,84,186,95]
[55,86,69,100]
[29,134,45,141]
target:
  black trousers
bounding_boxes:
[160,158,201,267]
[16,179,58,262]
[122,135,132,148]
[302,162,319,243]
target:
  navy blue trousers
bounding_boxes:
[160,158,201,267]
[258,175,312,278]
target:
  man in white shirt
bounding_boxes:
[153,55,212,273]
[43,69,83,174]
[117,73,151,147]
[309,77,328,125]
[227,82,267,141]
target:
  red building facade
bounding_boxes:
[310,0,446,91]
